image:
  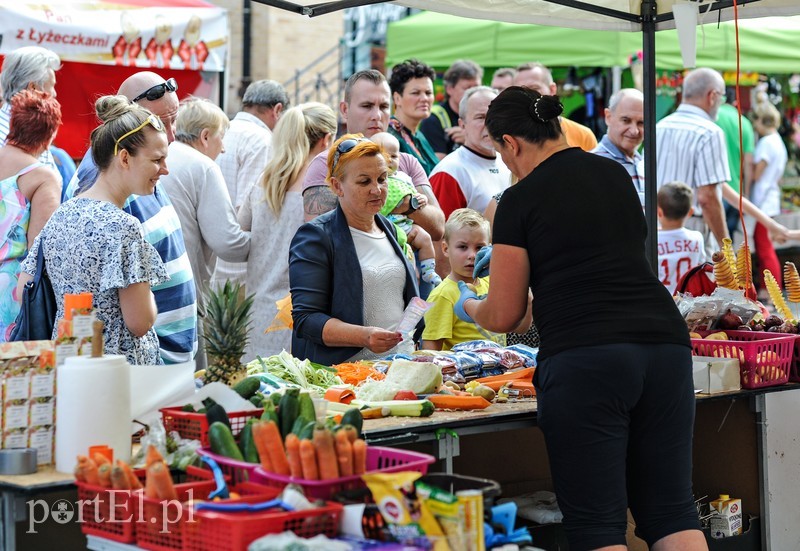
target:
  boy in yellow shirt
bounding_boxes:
[422,208,529,350]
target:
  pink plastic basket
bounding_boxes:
[691,330,794,389]
[197,447,260,486]
[251,446,436,499]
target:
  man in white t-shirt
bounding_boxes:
[429,86,510,219]
[657,182,706,294]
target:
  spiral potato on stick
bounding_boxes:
[721,238,737,282]
[712,251,737,290]
[784,262,800,303]
[764,269,793,320]
[736,242,752,291]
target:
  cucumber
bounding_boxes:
[181,403,195,412]
[233,377,261,399]
[203,398,230,428]
[270,392,282,407]
[261,400,279,424]
[249,394,264,408]
[298,420,316,440]
[278,388,300,440]
[238,419,260,463]
[341,408,363,438]
[298,392,316,424]
[291,417,307,436]
[208,421,243,461]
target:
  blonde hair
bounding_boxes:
[261,102,336,214]
[754,102,781,129]
[90,95,163,170]
[444,208,490,242]
[175,97,229,144]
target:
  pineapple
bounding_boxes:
[203,281,255,386]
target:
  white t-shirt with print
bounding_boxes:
[657,227,706,294]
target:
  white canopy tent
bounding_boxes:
[253,0,800,268]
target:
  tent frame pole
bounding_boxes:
[641,0,658,272]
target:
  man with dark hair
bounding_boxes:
[419,59,483,160]
[64,71,197,365]
[302,69,444,242]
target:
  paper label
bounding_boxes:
[4,429,27,449]
[72,313,95,339]
[30,372,55,398]
[29,399,54,426]
[28,426,54,465]
[4,403,28,429]
[5,375,29,401]
[56,343,78,366]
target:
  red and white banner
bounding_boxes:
[0,0,227,72]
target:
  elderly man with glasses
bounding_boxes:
[64,71,198,366]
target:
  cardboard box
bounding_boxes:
[693,356,741,394]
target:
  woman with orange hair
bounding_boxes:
[0,90,61,341]
[289,134,420,365]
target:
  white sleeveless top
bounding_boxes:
[347,226,412,360]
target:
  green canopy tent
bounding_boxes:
[387,10,800,73]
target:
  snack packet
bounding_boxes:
[363,472,450,550]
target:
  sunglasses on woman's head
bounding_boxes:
[113,114,164,156]
[332,137,369,171]
[132,77,178,103]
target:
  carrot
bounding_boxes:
[74,464,86,483]
[80,456,101,486]
[253,421,290,476]
[110,466,131,490]
[475,367,535,391]
[428,394,492,410]
[333,361,385,385]
[334,429,353,477]
[147,461,177,500]
[145,445,164,469]
[352,439,367,475]
[93,452,111,466]
[340,425,358,444]
[312,426,339,480]
[251,421,274,472]
[299,439,319,480]
[284,434,303,479]
[118,460,144,490]
[144,469,159,499]
[98,463,113,488]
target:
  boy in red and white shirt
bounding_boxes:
[657,182,706,294]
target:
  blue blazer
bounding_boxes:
[289,204,420,365]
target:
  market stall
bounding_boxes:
[0,0,228,158]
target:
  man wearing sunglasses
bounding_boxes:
[64,71,198,365]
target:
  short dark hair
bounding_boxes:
[388,59,435,97]
[344,70,386,104]
[6,90,61,155]
[657,182,693,220]
[485,86,563,146]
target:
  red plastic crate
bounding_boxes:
[77,469,146,543]
[251,446,436,499]
[182,491,343,551]
[160,407,262,447]
[788,334,800,383]
[691,330,794,389]
[135,466,220,551]
[197,448,260,486]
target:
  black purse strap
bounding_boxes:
[33,239,46,284]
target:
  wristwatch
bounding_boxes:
[402,195,421,216]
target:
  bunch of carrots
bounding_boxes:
[333,361,385,386]
[252,420,367,480]
[73,445,177,501]
[74,453,143,491]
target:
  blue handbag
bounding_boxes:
[10,240,57,341]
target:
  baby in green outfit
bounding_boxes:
[372,132,441,287]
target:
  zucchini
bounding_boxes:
[233,377,261,399]
[249,394,264,407]
[208,421,243,461]
[261,400,279,424]
[298,392,316,425]
[341,408,364,438]
[269,392,282,407]
[203,398,230,428]
[298,420,316,440]
[238,419,260,463]
[290,417,308,436]
[279,388,300,439]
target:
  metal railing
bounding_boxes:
[282,41,344,110]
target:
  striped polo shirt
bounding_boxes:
[591,134,645,206]
[655,104,730,215]
[65,150,198,364]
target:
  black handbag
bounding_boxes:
[10,240,57,341]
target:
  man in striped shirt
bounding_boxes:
[65,72,198,365]
[591,88,645,207]
[656,68,730,259]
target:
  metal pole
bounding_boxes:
[641,0,658,272]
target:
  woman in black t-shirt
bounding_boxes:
[455,87,707,551]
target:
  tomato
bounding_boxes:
[393,390,418,400]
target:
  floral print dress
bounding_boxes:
[0,162,41,341]
[22,198,169,365]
